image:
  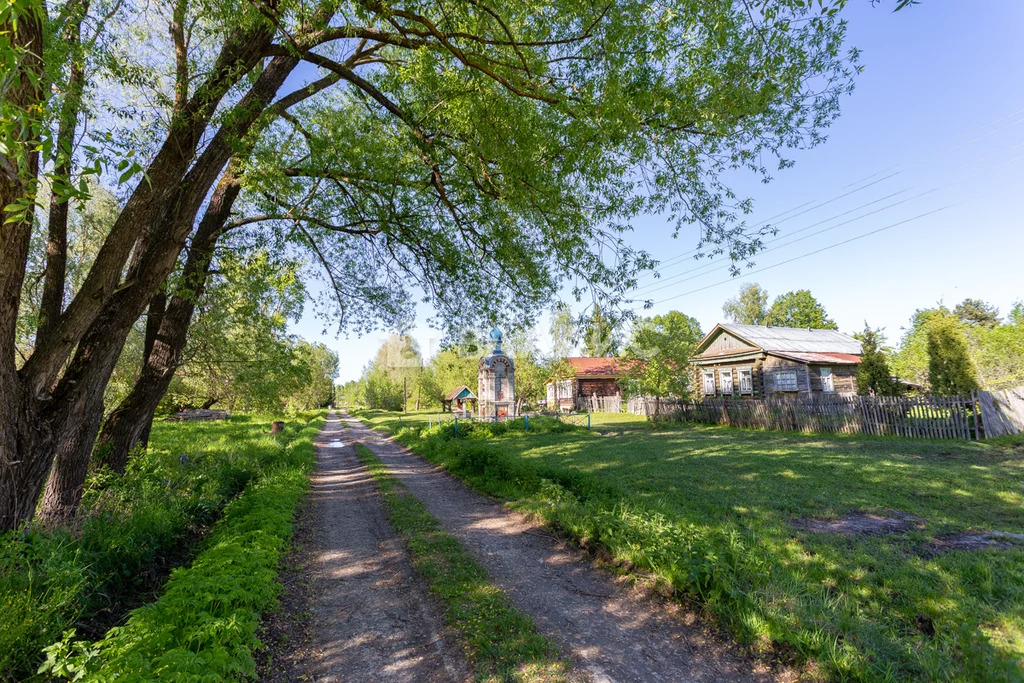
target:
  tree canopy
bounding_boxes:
[722,284,836,329]
[766,290,838,329]
[722,283,770,325]
[854,323,902,396]
[623,311,703,403]
[926,314,980,395]
[954,298,1001,329]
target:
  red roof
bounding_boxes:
[564,357,626,376]
[769,351,861,365]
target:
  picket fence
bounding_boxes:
[625,388,1024,440]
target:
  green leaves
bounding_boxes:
[624,310,704,400]
[46,415,322,681]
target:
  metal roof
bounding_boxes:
[718,323,862,355]
[444,385,476,400]
[769,351,862,365]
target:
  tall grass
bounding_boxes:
[0,413,323,681]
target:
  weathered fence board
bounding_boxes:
[978,387,1024,438]
[579,395,623,413]
[628,394,986,440]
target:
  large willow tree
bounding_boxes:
[1,0,857,528]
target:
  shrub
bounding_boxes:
[46,421,318,680]
[0,413,322,681]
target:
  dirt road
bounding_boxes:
[286,412,469,681]
[341,412,773,683]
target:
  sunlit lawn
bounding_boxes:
[356,408,1024,680]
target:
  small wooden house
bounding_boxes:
[691,324,862,399]
[545,357,625,412]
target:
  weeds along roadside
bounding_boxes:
[350,412,1024,681]
[0,412,325,682]
[352,443,570,682]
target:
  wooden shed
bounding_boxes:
[691,324,862,400]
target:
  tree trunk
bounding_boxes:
[3,14,324,528]
[37,0,90,343]
[0,1,47,531]
[94,169,241,473]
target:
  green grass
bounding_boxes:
[354,409,1024,681]
[352,443,569,682]
[0,412,323,682]
[42,414,323,681]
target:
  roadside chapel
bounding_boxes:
[478,326,515,419]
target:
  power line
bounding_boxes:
[633,187,920,294]
[638,171,901,276]
[635,140,1024,293]
[633,106,1024,280]
[645,205,950,306]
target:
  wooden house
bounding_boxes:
[691,324,862,399]
[545,357,625,412]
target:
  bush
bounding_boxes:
[0,413,323,682]
[43,418,319,680]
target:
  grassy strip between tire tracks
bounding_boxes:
[352,443,570,683]
[36,413,325,682]
[352,409,1024,681]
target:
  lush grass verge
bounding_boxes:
[39,414,322,680]
[354,409,1024,681]
[353,443,569,682]
[0,413,323,682]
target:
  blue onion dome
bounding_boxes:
[489,325,503,350]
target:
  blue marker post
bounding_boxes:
[587,413,591,429]
[454,417,459,435]
[525,414,529,431]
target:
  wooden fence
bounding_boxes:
[978,386,1024,438]
[628,394,992,440]
[577,395,622,413]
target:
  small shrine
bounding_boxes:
[478,326,515,420]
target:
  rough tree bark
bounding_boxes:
[94,169,242,473]
[37,0,90,343]
[0,24,277,529]
[0,0,48,529]
[34,46,310,522]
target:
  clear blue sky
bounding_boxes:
[290,0,1024,383]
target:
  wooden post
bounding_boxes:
[971,390,981,440]
[404,377,408,413]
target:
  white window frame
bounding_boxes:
[719,368,734,394]
[774,370,799,392]
[702,370,716,395]
[819,366,835,393]
[546,383,555,403]
[738,367,753,394]
[557,379,573,399]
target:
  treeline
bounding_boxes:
[340,333,551,413]
[349,288,1023,413]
